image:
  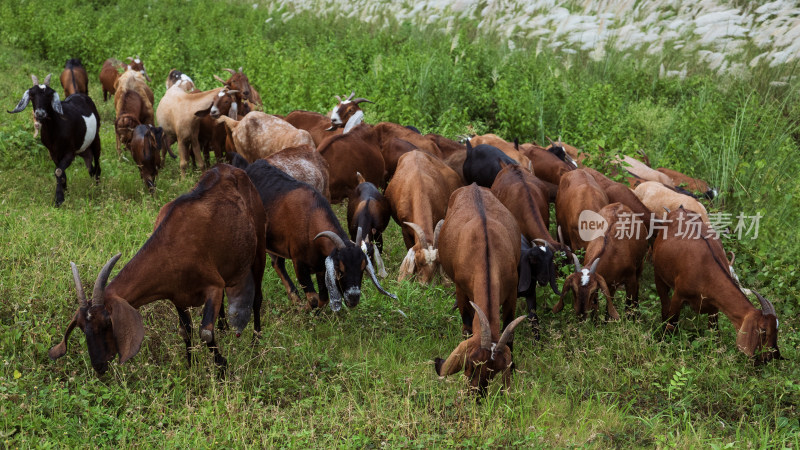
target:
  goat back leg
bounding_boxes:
[654,273,672,320]
[295,262,320,311]
[176,307,193,367]
[225,271,256,336]
[178,138,191,177]
[251,257,266,335]
[625,275,640,317]
[190,134,206,172]
[271,255,300,303]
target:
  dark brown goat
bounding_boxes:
[48,165,267,376]
[554,203,648,319]
[244,160,395,311]
[114,90,146,155]
[434,184,527,395]
[385,151,462,284]
[347,172,391,277]
[99,56,149,102]
[317,124,386,203]
[653,208,781,364]
[128,124,174,193]
[60,58,88,98]
[519,142,574,187]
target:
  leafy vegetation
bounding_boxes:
[0,0,798,447]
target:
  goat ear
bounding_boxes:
[324,256,343,312]
[735,314,759,357]
[8,89,30,114]
[596,274,619,320]
[517,250,532,293]
[195,105,212,117]
[51,92,63,115]
[107,297,144,364]
[48,312,79,360]
[436,339,470,376]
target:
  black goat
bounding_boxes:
[518,236,560,337]
[462,141,518,188]
[8,74,101,206]
[244,159,396,311]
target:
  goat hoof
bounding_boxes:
[200,329,214,343]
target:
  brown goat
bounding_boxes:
[59,58,88,98]
[519,142,574,187]
[99,56,149,102]
[215,67,261,107]
[317,123,387,203]
[554,203,648,319]
[216,112,314,163]
[653,208,781,364]
[434,184,526,395]
[48,165,267,376]
[555,169,610,252]
[425,134,465,160]
[128,124,171,193]
[114,71,154,155]
[634,181,710,224]
[194,86,242,164]
[469,134,533,171]
[385,151,462,284]
[656,167,717,199]
[583,168,653,237]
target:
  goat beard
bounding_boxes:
[324,256,343,312]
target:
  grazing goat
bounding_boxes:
[216,112,314,163]
[244,160,395,311]
[583,167,653,237]
[156,85,226,175]
[373,122,442,160]
[129,124,174,193]
[463,141,520,188]
[555,169,610,252]
[544,137,582,167]
[656,167,717,199]
[8,74,101,206]
[554,203,648,319]
[425,133,465,160]
[385,151,462,284]
[59,58,88,98]
[48,165,267,375]
[265,145,331,200]
[519,142,575,187]
[469,134,532,170]
[434,184,527,395]
[653,208,781,364]
[381,138,418,179]
[347,172,391,277]
[317,123,387,203]
[633,181,710,223]
[113,69,155,155]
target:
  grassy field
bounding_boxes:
[1,0,799,447]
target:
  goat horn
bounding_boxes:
[92,253,122,307]
[238,67,243,73]
[546,136,554,145]
[403,222,428,248]
[727,251,736,266]
[223,68,236,74]
[346,91,355,101]
[753,290,776,316]
[496,316,527,354]
[470,301,492,351]
[532,238,552,250]
[31,74,39,85]
[433,219,444,249]
[589,258,601,274]
[314,231,347,250]
[70,262,88,309]
[213,74,227,85]
[355,226,363,245]
[334,94,342,102]
[352,98,374,105]
[126,57,134,61]
[572,253,582,273]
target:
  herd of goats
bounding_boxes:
[7,56,781,395]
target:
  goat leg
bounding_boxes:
[295,262,321,311]
[525,290,540,340]
[53,153,75,207]
[271,255,301,303]
[176,307,193,367]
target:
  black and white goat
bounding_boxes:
[8,74,101,206]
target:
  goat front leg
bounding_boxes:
[176,307,193,366]
[271,255,301,303]
[53,153,76,207]
[294,261,320,310]
[456,287,473,337]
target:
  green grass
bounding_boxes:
[1,1,800,447]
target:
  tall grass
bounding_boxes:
[0,0,799,447]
